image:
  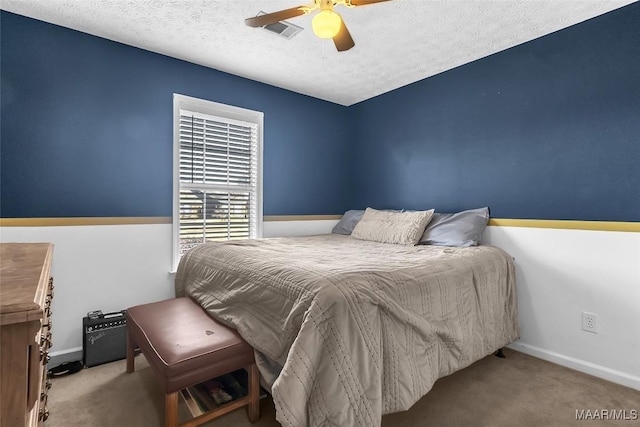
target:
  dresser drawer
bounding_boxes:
[1,244,54,427]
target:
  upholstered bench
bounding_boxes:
[126,297,260,427]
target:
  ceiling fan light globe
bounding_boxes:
[312,10,342,39]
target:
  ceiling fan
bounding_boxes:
[245,0,392,52]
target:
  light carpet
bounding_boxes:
[45,348,639,427]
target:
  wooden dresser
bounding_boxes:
[0,243,54,427]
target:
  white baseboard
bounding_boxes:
[49,347,83,368]
[508,341,640,390]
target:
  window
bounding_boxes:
[173,94,263,270]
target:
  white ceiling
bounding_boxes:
[1,0,636,106]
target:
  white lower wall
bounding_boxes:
[1,220,638,389]
[263,219,339,238]
[483,226,640,389]
[0,224,176,364]
[0,220,338,365]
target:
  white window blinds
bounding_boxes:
[178,109,259,255]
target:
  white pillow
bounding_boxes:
[351,207,434,245]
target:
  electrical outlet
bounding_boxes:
[582,312,599,333]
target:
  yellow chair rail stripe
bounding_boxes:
[488,218,639,232]
[263,215,342,222]
[0,217,172,226]
[0,216,637,232]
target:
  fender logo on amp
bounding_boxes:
[82,310,128,367]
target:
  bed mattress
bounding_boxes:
[175,234,519,427]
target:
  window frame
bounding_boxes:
[172,94,263,271]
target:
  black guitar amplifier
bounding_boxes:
[82,310,128,367]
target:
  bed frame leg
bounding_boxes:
[494,348,506,358]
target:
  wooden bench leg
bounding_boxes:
[126,329,135,373]
[247,363,260,423]
[166,391,179,427]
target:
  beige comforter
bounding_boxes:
[175,234,518,427]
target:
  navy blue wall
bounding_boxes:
[1,11,351,217]
[350,3,640,222]
[3,5,639,221]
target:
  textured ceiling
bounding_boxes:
[1,0,636,106]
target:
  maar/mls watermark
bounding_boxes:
[576,409,638,421]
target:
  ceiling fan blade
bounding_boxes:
[333,20,355,52]
[245,7,307,28]
[349,0,392,6]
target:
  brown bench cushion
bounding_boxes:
[126,297,254,393]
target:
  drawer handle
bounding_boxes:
[38,407,50,421]
[40,333,52,348]
[48,277,54,298]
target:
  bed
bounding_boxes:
[175,233,518,427]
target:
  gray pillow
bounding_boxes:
[332,210,364,235]
[419,207,490,247]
